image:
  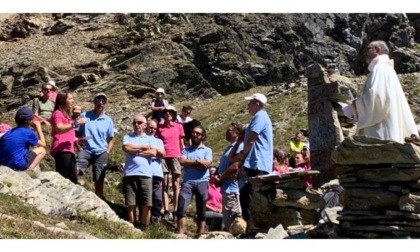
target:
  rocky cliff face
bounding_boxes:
[1,13,419,114]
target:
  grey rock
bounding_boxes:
[332,136,420,165]
[399,192,420,212]
[264,224,289,239]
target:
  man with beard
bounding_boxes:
[176,125,212,235]
[76,93,115,198]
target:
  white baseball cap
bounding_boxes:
[156,88,165,94]
[47,80,56,88]
[245,93,267,105]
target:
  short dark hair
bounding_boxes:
[182,105,193,111]
[193,125,207,141]
[229,122,242,134]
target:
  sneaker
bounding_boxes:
[25,166,41,178]
[163,211,172,221]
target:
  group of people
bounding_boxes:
[1,40,419,236]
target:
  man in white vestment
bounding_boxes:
[353,40,419,143]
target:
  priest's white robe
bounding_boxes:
[355,54,419,143]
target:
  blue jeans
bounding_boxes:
[176,181,208,221]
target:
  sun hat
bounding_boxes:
[156,88,165,94]
[47,80,56,88]
[164,105,177,112]
[244,93,267,105]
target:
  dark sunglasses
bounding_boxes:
[94,98,107,104]
[43,88,52,91]
[133,121,144,125]
[192,131,203,136]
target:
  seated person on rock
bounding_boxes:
[288,131,306,167]
[205,167,224,231]
[272,149,290,175]
[0,107,46,172]
[292,151,312,189]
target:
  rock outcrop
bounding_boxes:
[0,166,139,233]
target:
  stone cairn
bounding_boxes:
[249,170,324,234]
[332,136,420,238]
[305,63,358,186]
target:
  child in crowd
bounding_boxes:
[272,149,290,175]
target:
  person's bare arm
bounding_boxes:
[55,118,86,134]
[155,147,165,158]
[180,157,211,170]
[32,120,46,147]
[106,137,114,154]
[206,204,222,213]
[219,161,240,181]
[138,148,157,157]
[122,143,150,155]
[236,131,258,162]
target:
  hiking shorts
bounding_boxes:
[123,175,153,207]
[76,150,108,182]
[162,157,182,175]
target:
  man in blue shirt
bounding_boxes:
[0,107,46,172]
[216,122,243,231]
[122,115,157,228]
[176,125,212,235]
[145,119,166,223]
[76,93,114,198]
[236,93,273,230]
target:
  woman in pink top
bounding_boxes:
[50,91,86,183]
[205,167,224,231]
[156,105,185,220]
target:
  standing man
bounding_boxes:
[216,123,243,231]
[146,119,166,223]
[122,115,156,228]
[353,40,419,143]
[176,125,212,235]
[236,93,273,230]
[76,93,114,199]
